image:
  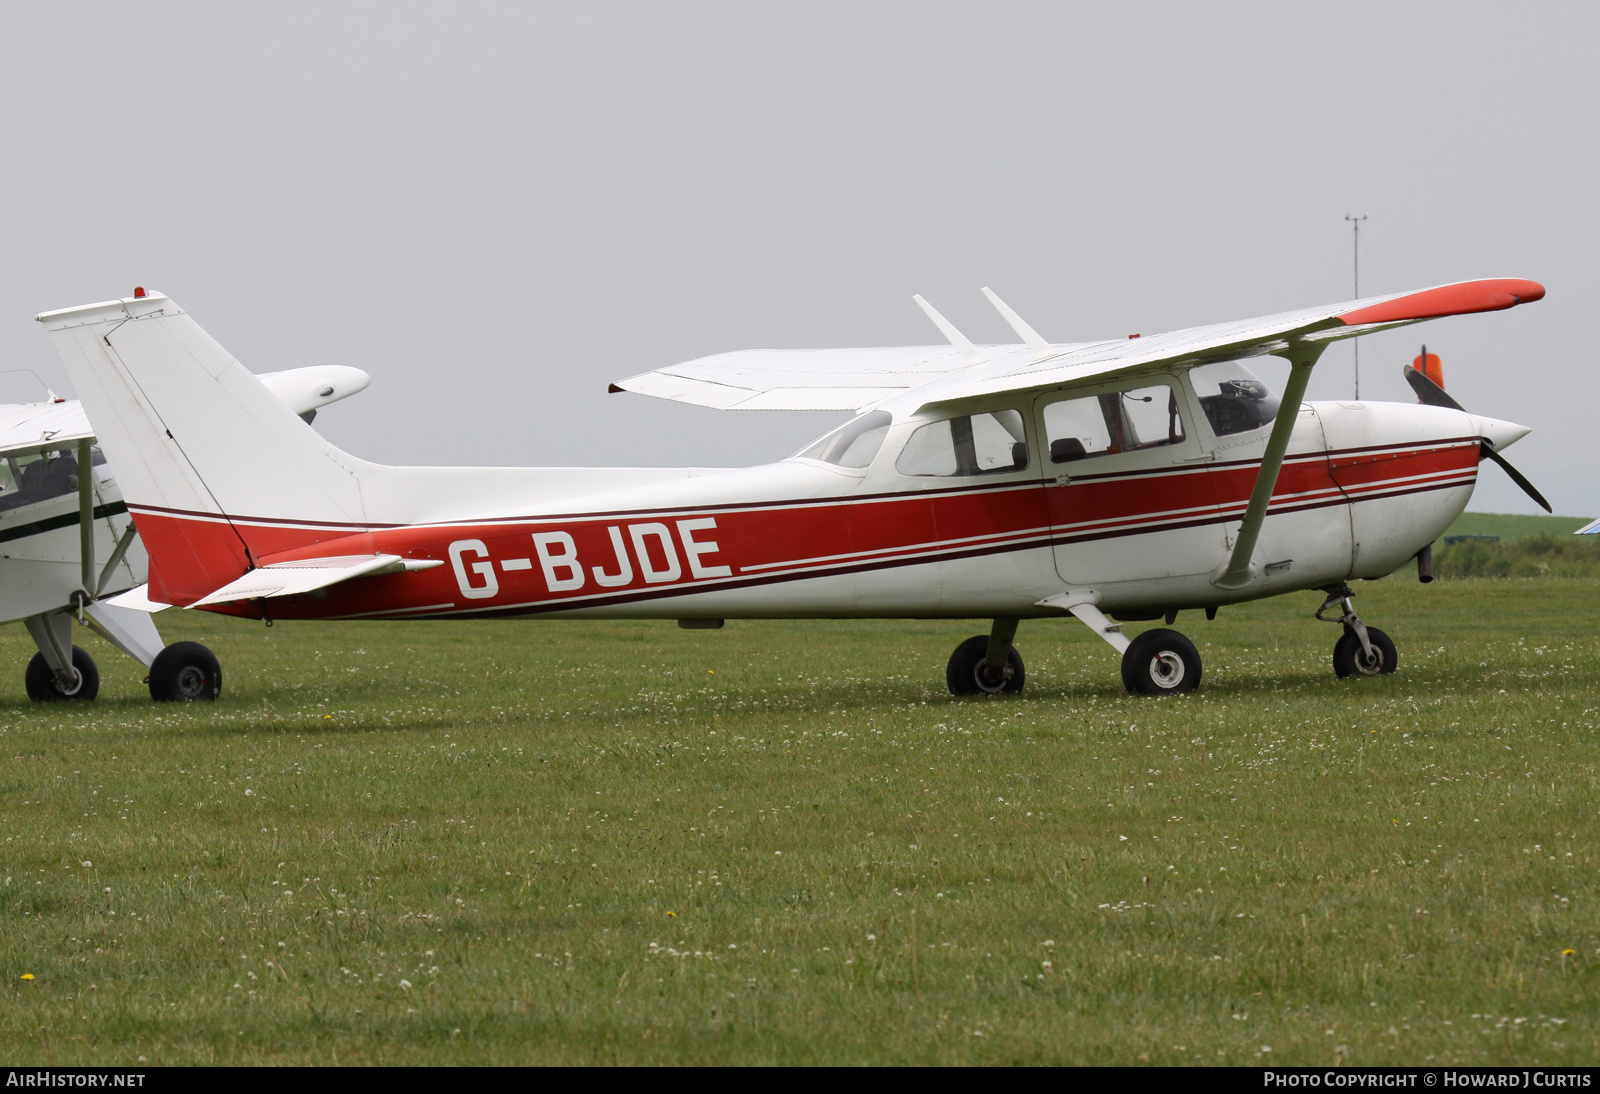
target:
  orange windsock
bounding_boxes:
[1413,349,1443,389]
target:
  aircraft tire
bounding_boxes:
[1121,628,1201,696]
[148,642,223,702]
[25,647,100,702]
[1332,626,1397,679]
[946,635,1026,696]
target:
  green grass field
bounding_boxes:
[2,574,1598,1065]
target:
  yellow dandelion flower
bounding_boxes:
[667,911,677,917]
[21,974,34,981]
[1563,949,1577,956]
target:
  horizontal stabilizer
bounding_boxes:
[189,554,443,607]
[105,584,171,612]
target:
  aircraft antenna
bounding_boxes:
[1345,213,1368,399]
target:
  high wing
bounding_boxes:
[0,399,92,457]
[257,365,371,419]
[0,365,372,460]
[609,344,981,411]
[610,279,1546,413]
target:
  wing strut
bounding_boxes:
[77,438,95,604]
[1212,346,1324,588]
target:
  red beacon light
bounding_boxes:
[1128,333,1141,339]
[133,287,146,299]
[1413,346,1443,389]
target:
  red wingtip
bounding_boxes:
[1339,278,1545,327]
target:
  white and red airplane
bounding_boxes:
[35,278,1546,701]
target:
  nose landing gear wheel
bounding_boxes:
[1121,628,1201,696]
[1333,626,1396,679]
[946,635,1026,695]
[24,646,99,701]
[148,641,223,701]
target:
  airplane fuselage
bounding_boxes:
[130,397,1486,624]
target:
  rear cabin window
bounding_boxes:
[1042,383,1184,464]
[794,410,893,468]
[896,409,1028,477]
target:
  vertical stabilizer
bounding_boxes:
[38,291,374,603]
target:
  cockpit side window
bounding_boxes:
[895,409,1028,477]
[1041,382,1185,464]
[1187,361,1281,437]
[794,410,893,469]
[0,448,83,512]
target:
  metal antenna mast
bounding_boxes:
[1345,213,1368,399]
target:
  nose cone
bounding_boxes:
[1474,415,1531,452]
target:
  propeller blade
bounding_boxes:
[1482,444,1553,513]
[1402,361,1551,512]
[1403,365,1465,412]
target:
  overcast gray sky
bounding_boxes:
[0,1,1591,515]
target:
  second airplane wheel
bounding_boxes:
[1121,628,1201,696]
[1333,626,1397,679]
[24,647,99,702]
[148,641,223,702]
[946,635,1026,696]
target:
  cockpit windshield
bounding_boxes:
[1188,361,1281,437]
[793,410,892,469]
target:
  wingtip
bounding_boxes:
[1338,279,1547,326]
[607,383,625,394]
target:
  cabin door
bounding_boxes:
[1037,378,1228,586]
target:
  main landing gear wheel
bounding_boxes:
[946,635,1026,696]
[1121,628,1201,697]
[1333,626,1397,679]
[25,646,99,702]
[148,641,223,702]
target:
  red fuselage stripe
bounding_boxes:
[130,438,1482,616]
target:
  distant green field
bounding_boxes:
[2,579,1598,1065]
[1432,514,1600,579]
[1443,512,1592,541]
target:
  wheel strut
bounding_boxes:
[984,617,1019,674]
[1315,583,1374,660]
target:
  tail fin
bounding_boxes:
[37,291,375,604]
